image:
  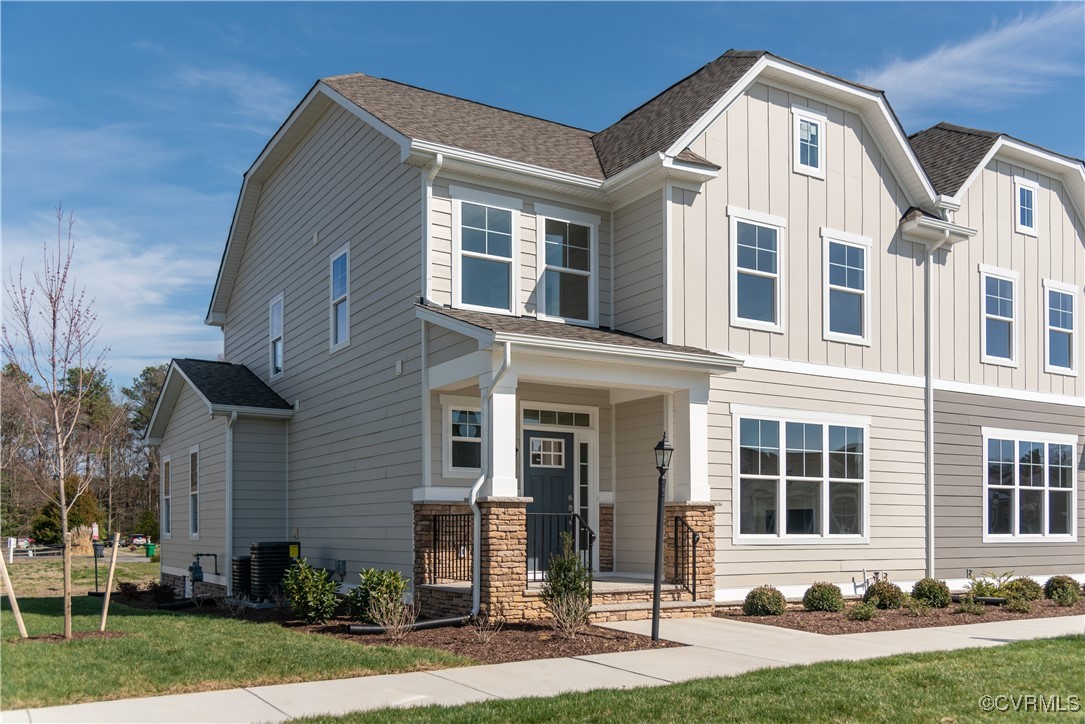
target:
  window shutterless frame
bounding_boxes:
[821,228,872,346]
[188,446,200,540]
[534,202,600,326]
[728,207,787,334]
[329,244,350,351]
[269,293,284,378]
[1013,177,1038,236]
[450,185,522,315]
[1043,279,1077,376]
[979,264,1018,367]
[440,395,482,479]
[161,455,172,539]
[792,105,827,179]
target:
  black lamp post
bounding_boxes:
[651,432,674,641]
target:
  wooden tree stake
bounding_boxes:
[99,532,121,631]
[0,551,29,638]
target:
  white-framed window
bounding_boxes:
[982,427,1077,542]
[731,405,869,543]
[529,438,565,468]
[792,106,826,179]
[728,207,786,333]
[980,265,1018,366]
[451,186,521,314]
[821,229,871,345]
[535,203,599,325]
[161,456,172,539]
[441,395,482,478]
[1044,279,1077,375]
[329,245,350,350]
[269,294,284,377]
[188,446,199,540]
[1014,177,1038,236]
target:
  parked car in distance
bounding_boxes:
[130,534,147,546]
[16,538,32,549]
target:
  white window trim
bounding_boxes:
[534,202,600,327]
[820,228,872,346]
[329,244,350,352]
[979,264,1019,368]
[188,445,200,541]
[440,394,481,479]
[161,455,172,540]
[450,185,522,316]
[1013,176,1039,236]
[730,404,871,545]
[728,206,787,334]
[269,293,284,379]
[792,105,826,180]
[1043,279,1078,376]
[981,427,1078,544]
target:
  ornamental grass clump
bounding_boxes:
[743,585,786,616]
[911,577,951,608]
[802,582,845,612]
[282,558,340,625]
[1001,577,1043,602]
[863,579,904,610]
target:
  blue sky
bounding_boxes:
[3,2,1083,390]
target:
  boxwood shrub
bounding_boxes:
[862,579,904,610]
[743,585,786,616]
[802,582,845,612]
[1001,577,1043,602]
[911,577,951,608]
[1043,575,1079,601]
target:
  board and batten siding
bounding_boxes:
[710,366,927,590]
[428,178,612,326]
[222,101,425,580]
[232,417,288,555]
[159,383,227,570]
[674,81,923,376]
[613,395,666,574]
[612,192,666,341]
[934,161,1085,397]
[933,390,1085,578]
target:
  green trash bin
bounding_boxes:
[146,543,157,558]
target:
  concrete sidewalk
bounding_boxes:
[5,615,1082,723]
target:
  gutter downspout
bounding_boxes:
[924,230,949,579]
[225,411,238,597]
[421,154,444,305]
[469,341,511,616]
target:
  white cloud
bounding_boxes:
[858,5,1085,125]
[173,64,297,134]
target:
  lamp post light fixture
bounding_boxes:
[651,432,674,641]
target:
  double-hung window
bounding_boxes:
[452,186,521,314]
[269,294,284,377]
[441,395,482,478]
[821,229,871,344]
[329,246,349,350]
[188,447,199,539]
[729,207,786,333]
[536,203,598,325]
[1014,177,1038,236]
[733,406,868,542]
[980,265,1017,366]
[161,456,172,539]
[1044,280,1076,375]
[983,428,1077,541]
[792,106,826,179]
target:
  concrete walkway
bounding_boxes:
[6,615,1082,723]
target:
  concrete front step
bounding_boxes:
[590,599,715,623]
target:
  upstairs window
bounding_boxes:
[162,456,172,538]
[189,448,199,539]
[822,229,871,344]
[537,203,598,325]
[452,186,521,314]
[792,106,826,179]
[269,294,284,377]
[980,266,1017,366]
[330,246,350,350]
[729,207,786,333]
[1014,177,1038,235]
[1045,280,1076,375]
[983,428,1077,541]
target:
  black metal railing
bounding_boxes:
[426,513,472,584]
[526,512,596,592]
[673,516,701,598]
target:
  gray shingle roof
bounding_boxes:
[908,123,1000,197]
[174,359,292,410]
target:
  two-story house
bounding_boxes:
[146,50,1083,620]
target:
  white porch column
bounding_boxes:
[481,369,519,498]
[671,382,710,502]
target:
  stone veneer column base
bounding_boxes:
[477,497,535,622]
[663,503,716,601]
[413,502,473,619]
[598,504,614,572]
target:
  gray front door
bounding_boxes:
[523,431,575,572]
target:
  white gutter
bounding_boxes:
[491,331,742,371]
[420,320,432,495]
[924,229,951,579]
[225,411,238,596]
[470,341,511,616]
[421,154,444,304]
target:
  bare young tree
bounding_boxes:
[2,205,108,639]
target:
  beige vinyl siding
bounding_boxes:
[222,102,425,580]
[612,192,666,340]
[711,366,927,589]
[934,390,1085,578]
[232,417,288,554]
[428,178,612,325]
[428,326,479,368]
[613,395,665,574]
[675,81,923,375]
[159,383,227,570]
[935,161,1085,397]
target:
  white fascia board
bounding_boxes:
[145,364,214,442]
[408,140,605,193]
[491,331,741,372]
[317,82,412,158]
[415,306,495,344]
[665,57,770,156]
[209,405,294,419]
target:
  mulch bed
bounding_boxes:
[716,598,1085,635]
[17,631,126,643]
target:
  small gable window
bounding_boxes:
[792,106,826,179]
[1014,177,1038,235]
[269,294,284,377]
[330,245,350,350]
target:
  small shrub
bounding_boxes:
[369,593,418,639]
[743,585,786,616]
[116,581,141,598]
[863,580,904,610]
[471,604,506,644]
[346,568,409,624]
[902,595,930,617]
[1004,595,1031,614]
[1051,586,1081,607]
[146,581,176,603]
[911,578,951,608]
[266,583,289,609]
[1001,577,1043,602]
[215,595,247,618]
[150,552,160,563]
[967,570,1014,598]
[846,602,878,621]
[282,558,340,625]
[548,591,593,639]
[542,533,592,637]
[802,582,845,612]
[1043,575,1079,601]
[954,596,986,615]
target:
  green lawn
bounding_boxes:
[297,636,1085,723]
[2,557,160,598]
[1,596,472,709]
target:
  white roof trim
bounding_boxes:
[144,363,213,443]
